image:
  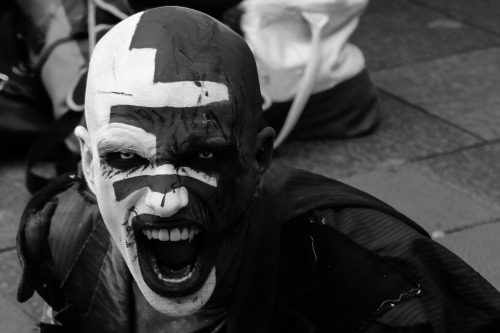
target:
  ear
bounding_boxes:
[75,125,97,194]
[253,126,275,196]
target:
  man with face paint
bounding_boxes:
[17,6,500,333]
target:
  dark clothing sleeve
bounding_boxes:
[314,207,500,333]
[366,324,433,333]
[17,168,500,333]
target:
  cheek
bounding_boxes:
[95,173,116,208]
[210,174,256,223]
[94,173,133,230]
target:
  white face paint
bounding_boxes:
[93,126,219,315]
[81,11,236,317]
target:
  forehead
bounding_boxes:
[93,79,232,124]
[108,102,233,141]
[92,75,235,146]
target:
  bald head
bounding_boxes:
[85,6,263,138]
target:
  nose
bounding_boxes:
[145,187,189,217]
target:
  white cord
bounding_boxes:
[93,0,129,20]
[273,11,329,148]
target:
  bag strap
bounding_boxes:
[273,11,329,148]
[87,0,129,53]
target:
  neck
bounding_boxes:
[133,282,228,333]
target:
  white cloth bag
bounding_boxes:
[241,0,369,147]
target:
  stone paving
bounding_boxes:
[2,1,500,331]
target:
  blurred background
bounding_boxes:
[1,0,500,331]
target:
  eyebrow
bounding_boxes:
[97,132,155,158]
[180,133,237,152]
[97,139,140,155]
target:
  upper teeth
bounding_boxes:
[142,227,200,242]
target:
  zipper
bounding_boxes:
[355,286,422,333]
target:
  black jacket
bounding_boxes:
[17,167,500,332]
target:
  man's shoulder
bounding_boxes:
[265,166,428,236]
[17,173,132,329]
[267,167,500,332]
[17,173,104,308]
[275,207,429,332]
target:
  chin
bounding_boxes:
[134,265,217,317]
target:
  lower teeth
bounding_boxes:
[158,265,191,281]
[151,256,196,283]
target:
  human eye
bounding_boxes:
[175,138,236,172]
[104,151,149,170]
[120,152,135,159]
[198,151,214,159]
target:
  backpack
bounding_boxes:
[235,0,381,147]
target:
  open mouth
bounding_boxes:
[134,221,214,297]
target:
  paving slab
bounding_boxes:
[436,222,500,290]
[0,160,32,250]
[0,294,38,333]
[412,142,500,210]
[273,92,480,179]
[351,0,500,71]
[341,166,500,234]
[373,48,500,140]
[0,249,44,321]
[412,0,500,36]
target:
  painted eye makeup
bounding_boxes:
[173,144,242,176]
[103,151,149,170]
[198,151,214,159]
[120,152,135,159]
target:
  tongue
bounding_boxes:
[149,238,201,270]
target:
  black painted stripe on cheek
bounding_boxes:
[112,174,216,202]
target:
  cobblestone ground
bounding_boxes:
[2,1,500,331]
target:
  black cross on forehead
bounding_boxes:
[129,8,229,84]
